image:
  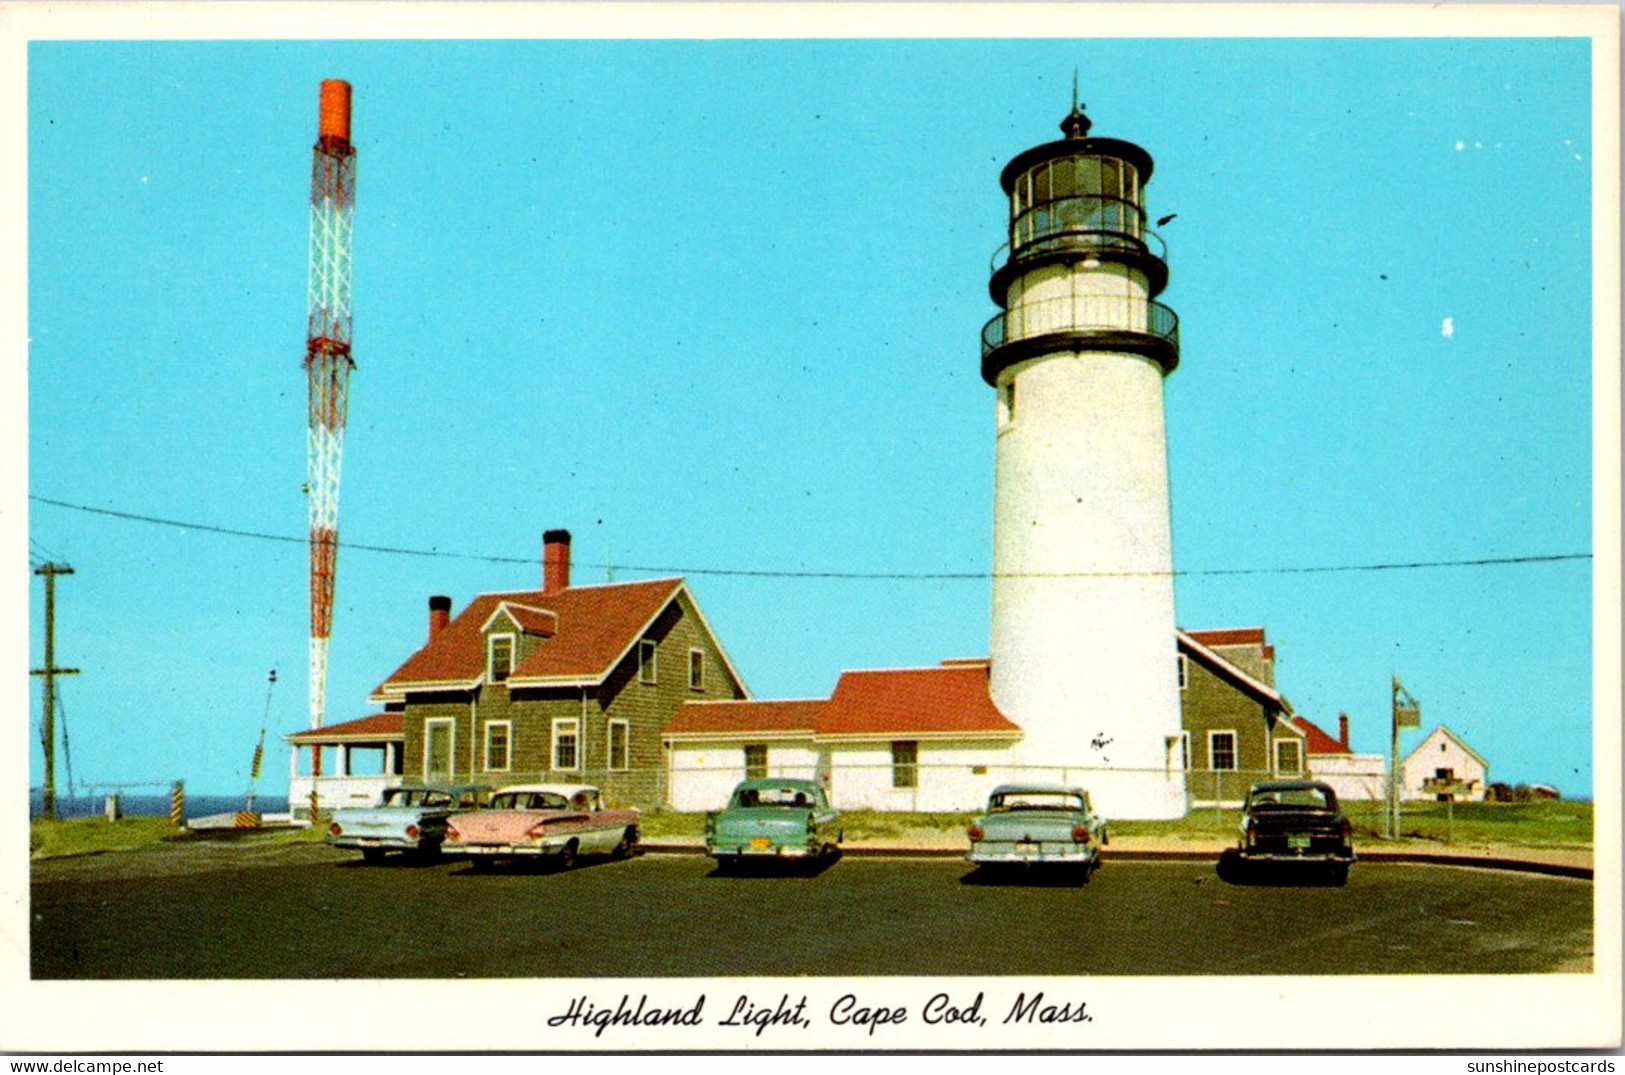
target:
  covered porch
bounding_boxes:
[285,712,405,817]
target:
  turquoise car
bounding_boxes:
[706,778,841,869]
[966,784,1107,878]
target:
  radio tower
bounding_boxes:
[304,79,356,729]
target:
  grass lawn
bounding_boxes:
[29,815,327,859]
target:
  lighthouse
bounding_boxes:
[982,95,1186,819]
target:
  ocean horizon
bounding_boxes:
[29,789,291,820]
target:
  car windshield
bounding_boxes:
[733,786,816,809]
[491,791,570,810]
[989,792,1085,812]
[1250,787,1332,810]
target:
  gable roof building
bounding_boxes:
[1401,724,1491,802]
[289,529,750,813]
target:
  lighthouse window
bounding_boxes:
[1100,158,1121,201]
[1000,381,1016,425]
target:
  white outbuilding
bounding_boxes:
[1400,725,1490,802]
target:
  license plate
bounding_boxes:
[1018,842,1038,855]
[1288,835,1311,850]
[750,837,771,850]
[359,839,380,848]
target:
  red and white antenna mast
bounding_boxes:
[304,79,356,729]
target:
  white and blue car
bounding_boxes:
[965,784,1108,878]
[327,784,491,863]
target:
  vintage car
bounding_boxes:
[705,777,842,869]
[441,784,640,869]
[965,783,1107,877]
[1234,779,1356,883]
[327,783,491,863]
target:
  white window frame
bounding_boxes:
[607,718,630,772]
[688,647,706,691]
[484,720,512,773]
[423,717,456,783]
[744,743,768,780]
[552,718,581,772]
[1177,653,1189,691]
[891,740,919,790]
[1208,729,1238,772]
[639,639,658,684]
[1274,737,1302,775]
[488,633,516,684]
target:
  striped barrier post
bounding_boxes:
[309,789,320,825]
[234,811,262,829]
[170,780,185,826]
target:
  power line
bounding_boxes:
[28,493,1591,580]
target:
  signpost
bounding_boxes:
[1388,676,1421,838]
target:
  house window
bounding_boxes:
[639,639,658,684]
[608,719,630,772]
[484,721,511,772]
[744,744,768,780]
[488,634,515,684]
[892,741,919,789]
[1435,767,1454,780]
[1177,653,1189,691]
[1274,738,1302,775]
[552,719,580,771]
[1208,731,1237,772]
[689,648,705,691]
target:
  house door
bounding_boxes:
[425,719,455,783]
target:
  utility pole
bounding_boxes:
[31,563,79,820]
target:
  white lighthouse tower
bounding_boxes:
[983,95,1186,819]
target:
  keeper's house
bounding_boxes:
[664,626,1339,813]
[288,529,748,811]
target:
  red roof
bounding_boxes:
[665,664,1020,740]
[286,712,403,742]
[1290,716,1347,755]
[374,578,684,694]
[821,665,1021,738]
[492,603,558,637]
[666,699,825,736]
[1186,627,1266,647]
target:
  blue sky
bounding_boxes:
[25,35,1598,799]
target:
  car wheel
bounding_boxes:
[469,856,493,872]
[612,827,637,859]
[361,848,386,865]
[557,839,579,871]
[713,855,735,875]
[1328,862,1350,887]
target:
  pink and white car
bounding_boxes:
[442,784,640,869]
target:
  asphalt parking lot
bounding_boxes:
[32,845,1592,979]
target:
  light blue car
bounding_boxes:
[705,778,842,870]
[966,784,1107,878]
[327,783,491,863]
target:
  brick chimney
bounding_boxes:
[1338,712,1350,750]
[428,595,451,641]
[543,529,572,594]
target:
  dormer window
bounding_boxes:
[489,634,515,684]
[639,639,658,684]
